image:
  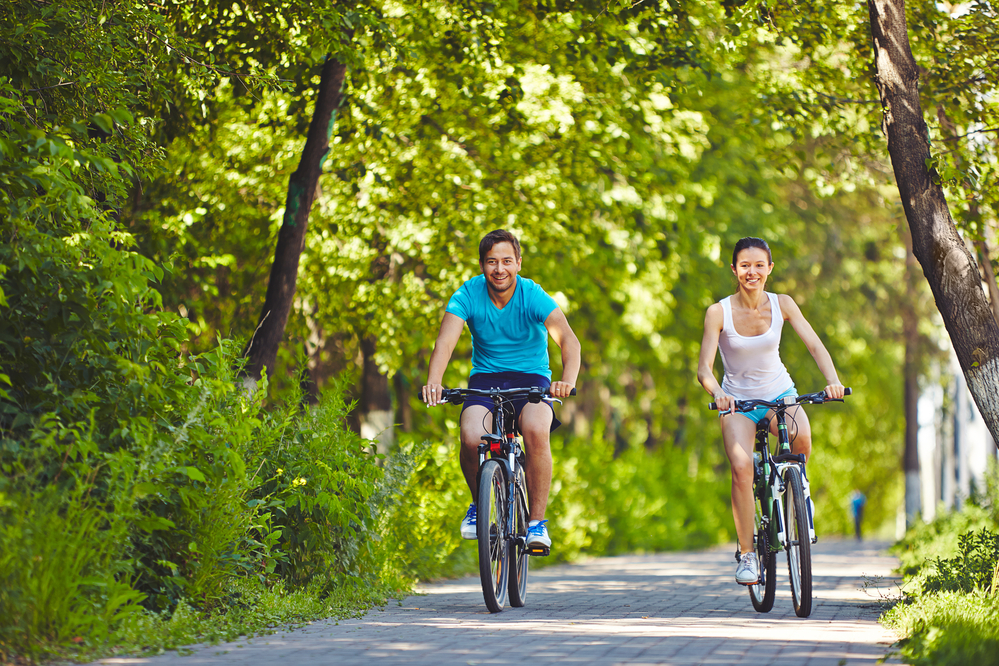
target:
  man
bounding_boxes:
[422,229,581,551]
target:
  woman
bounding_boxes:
[697,237,845,585]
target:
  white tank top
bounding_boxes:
[718,292,794,400]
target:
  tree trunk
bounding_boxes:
[242,56,348,387]
[867,0,999,445]
[974,237,999,324]
[902,231,921,527]
[394,372,413,433]
[359,336,394,453]
[935,107,999,326]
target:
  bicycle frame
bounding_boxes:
[474,390,529,555]
[754,403,802,553]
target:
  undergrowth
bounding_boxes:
[883,463,999,666]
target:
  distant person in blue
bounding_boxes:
[422,229,581,551]
[850,490,866,541]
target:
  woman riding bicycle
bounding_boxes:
[697,237,845,585]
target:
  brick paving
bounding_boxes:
[98,538,903,666]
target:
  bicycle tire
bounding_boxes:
[507,467,529,607]
[477,459,509,613]
[749,497,776,612]
[784,466,813,617]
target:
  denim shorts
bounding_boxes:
[461,372,562,433]
[735,386,798,425]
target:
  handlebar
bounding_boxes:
[428,386,576,406]
[709,388,852,412]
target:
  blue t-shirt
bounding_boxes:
[446,275,559,378]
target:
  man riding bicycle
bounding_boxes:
[421,229,581,552]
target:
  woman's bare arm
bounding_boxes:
[779,294,845,399]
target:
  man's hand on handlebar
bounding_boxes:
[422,382,446,406]
[550,381,575,399]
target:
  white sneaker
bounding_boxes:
[460,504,477,540]
[735,551,760,585]
[526,520,551,548]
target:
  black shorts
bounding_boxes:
[460,372,562,433]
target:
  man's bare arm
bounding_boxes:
[544,308,581,398]
[423,312,465,405]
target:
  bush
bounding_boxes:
[884,591,999,666]
[922,528,999,595]
[0,86,422,660]
[884,470,999,666]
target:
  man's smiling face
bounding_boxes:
[481,241,522,296]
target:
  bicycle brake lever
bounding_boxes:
[543,397,563,406]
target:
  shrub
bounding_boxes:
[884,591,999,666]
[922,528,999,595]
[0,89,414,659]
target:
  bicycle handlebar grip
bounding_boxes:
[708,402,717,411]
[844,387,852,396]
[570,388,576,396]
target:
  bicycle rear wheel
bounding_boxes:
[477,459,509,613]
[749,497,776,612]
[507,467,529,607]
[783,466,813,617]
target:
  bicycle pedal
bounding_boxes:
[527,545,550,557]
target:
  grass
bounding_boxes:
[883,590,999,666]
[33,577,408,664]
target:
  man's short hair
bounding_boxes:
[479,229,521,263]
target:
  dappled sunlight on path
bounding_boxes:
[97,539,903,666]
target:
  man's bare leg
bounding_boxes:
[459,405,491,500]
[519,402,554,521]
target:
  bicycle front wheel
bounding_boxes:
[477,459,509,613]
[749,496,776,612]
[783,466,813,617]
[507,466,530,607]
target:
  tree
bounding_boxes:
[866,0,999,443]
[242,57,348,387]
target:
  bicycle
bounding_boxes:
[710,388,852,618]
[436,385,574,613]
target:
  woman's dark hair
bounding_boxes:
[479,229,522,263]
[731,237,772,266]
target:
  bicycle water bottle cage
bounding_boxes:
[527,387,544,404]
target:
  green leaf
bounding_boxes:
[92,113,113,134]
[181,466,206,482]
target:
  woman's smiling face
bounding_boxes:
[731,247,773,291]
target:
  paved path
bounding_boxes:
[100,539,903,666]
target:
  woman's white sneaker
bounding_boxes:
[735,551,760,585]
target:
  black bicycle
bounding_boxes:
[437,385,573,613]
[710,388,851,618]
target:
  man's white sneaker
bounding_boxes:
[526,519,551,548]
[735,551,760,585]
[460,504,477,540]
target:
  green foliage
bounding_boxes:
[892,504,999,581]
[922,528,999,595]
[884,478,999,666]
[884,591,999,666]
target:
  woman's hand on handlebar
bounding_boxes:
[713,392,735,414]
[550,381,575,399]
[824,383,846,400]
[422,382,446,406]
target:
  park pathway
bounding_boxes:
[99,539,903,666]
